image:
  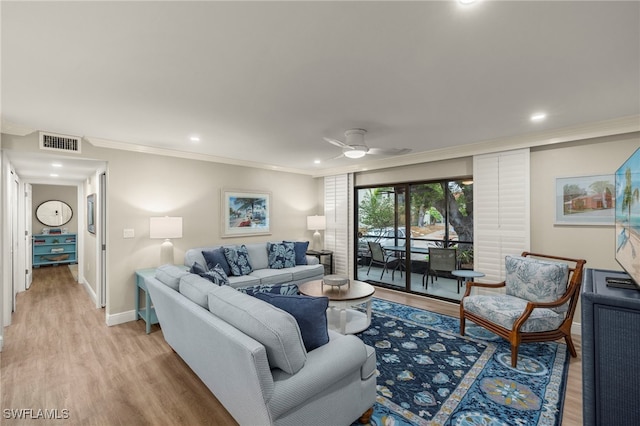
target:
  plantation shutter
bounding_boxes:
[324,174,353,276]
[473,149,530,285]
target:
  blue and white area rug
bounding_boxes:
[354,299,569,426]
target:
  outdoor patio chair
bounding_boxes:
[423,247,457,288]
[459,252,586,367]
[367,241,401,280]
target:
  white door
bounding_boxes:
[25,183,33,289]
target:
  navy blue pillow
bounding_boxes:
[284,240,309,265]
[189,261,207,275]
[202,248,231,276]
[253,292,329,352]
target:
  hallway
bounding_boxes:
[0,265,235,425]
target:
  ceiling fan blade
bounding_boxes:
[367,147,412,156]
[323,137,348,148]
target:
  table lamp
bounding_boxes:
[150,216,183,265]
[307,215,326,251]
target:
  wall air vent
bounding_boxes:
[39,132,81,153]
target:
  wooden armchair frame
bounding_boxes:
[460,251,586,367]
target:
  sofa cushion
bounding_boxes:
[267,242,296,269]
[179,274,218,308]
[244,243,269,270]
[249,268,294,285]
[208,286,307,374]
[154,264,189,291]
[253,292,329,352]
[226,274,261,288]
[224,245,253,276]
[238,283,299,296]
[463,294,565,332]
[202,247,231,276]
[289,264,325,281]
[505,255,569,312]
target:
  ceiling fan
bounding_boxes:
[323,129,411,159]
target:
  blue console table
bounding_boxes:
[134,268,159,334]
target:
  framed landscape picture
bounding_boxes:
[555,174,615,225]
[221,189,271,237]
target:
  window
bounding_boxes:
[355,179,474,302]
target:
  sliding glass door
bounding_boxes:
[355,179,474,303]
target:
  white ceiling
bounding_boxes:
[2,1,639,180]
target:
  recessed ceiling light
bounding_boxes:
[459,0,478,5]
[531,112,547,122]
[50,173,59,177]
[52,163,62,168]
[314,159,321,164]
[190,136,200,142]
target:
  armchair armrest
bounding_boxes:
[462,281,506,297]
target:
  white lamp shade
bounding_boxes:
[150,217,183,239]
[306,215,326,231]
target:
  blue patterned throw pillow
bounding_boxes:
[191,261,229,286]
[223,245,253,276]
[284,240,309,265]
[238,283,299,296]
[267,242,296,269]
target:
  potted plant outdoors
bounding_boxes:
[458,248,474,270]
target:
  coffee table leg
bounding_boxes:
[339,308,347,334]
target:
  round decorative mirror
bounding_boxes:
[36,200,73,227]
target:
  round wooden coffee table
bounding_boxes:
[298,279,375,334]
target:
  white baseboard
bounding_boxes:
[80,277,97,306]
[106,310,136,327]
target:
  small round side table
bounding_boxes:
[452,270,485,294]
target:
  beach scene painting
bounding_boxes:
[615,148,640,280]
[221,189,271,237]
[555,174,615,225]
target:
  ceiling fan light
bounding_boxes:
[344,148,367,159]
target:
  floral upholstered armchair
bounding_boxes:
[460,252,586,367]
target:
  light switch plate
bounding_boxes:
[123,228,135,239]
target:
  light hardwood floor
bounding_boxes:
[1,266,582,425]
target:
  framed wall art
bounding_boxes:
[221,189,271,237]
[555,174,615,225]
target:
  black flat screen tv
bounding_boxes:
[614,147,640,288]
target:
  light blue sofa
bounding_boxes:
[145,265,377,425]
[184,242,324,289]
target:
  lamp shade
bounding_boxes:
[307,215,326,231]
[150,217,183,239]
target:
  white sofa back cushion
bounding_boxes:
[208,286,307,375]
[155,264,190,291]
[244,243,269,270]
[179,274,219,308]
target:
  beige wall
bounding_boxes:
[355,157,473,186]
[32,184,78,234]
[530,133,639,268]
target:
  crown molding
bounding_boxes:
[85,137,313,176]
